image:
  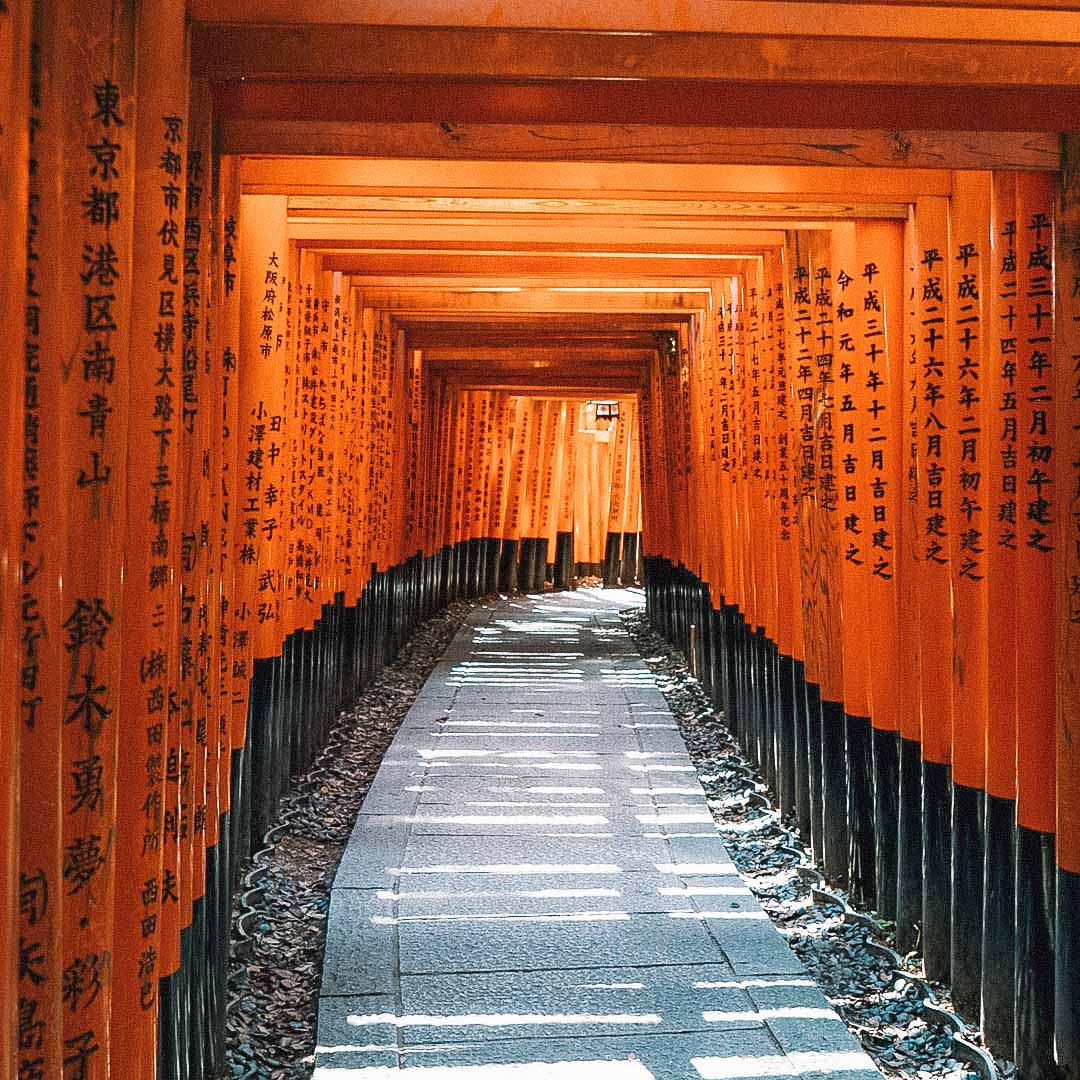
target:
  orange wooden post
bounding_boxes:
[237,194,289,850]
[786,236,826,862]
[486,392,509,585]
[913,195,955,982]
[827,222,873,902]
[557,400,578,586]
[35,5,138,1076]
[111,2,188,1072]
[622,399,643,585]
[854,219,906,922]
[183,76,215,974]
[980,170,1020,1053]
[767,251,799,817]
[1012,170,1058,1078]
[2,4,31,1076]
[895,205,926,954]
[212,157,243,1070]
[777,246,811,842]
[1054,140,1080,1080]
[505,397,529,587]
[545,401,569,584]
[945,170,993,1018]
[789,230,847,881]
[20,5,68,1059]
[218,159,251,796]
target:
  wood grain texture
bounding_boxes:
[225,121,1060,171]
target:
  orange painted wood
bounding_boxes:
[1014,172,1057,835]
[897,208,924,747]
[947,172,992,792]
[218,119,1060,171]
[191,23,1080,93]
[2,3,31,1076]
[1056,149,1080,874]
[39,3,138,1070]
[219,158,251,747]
[238,195,290,660]
[912,197,955,766]
[856,220,905,735]
[984,173,1020,803]
[834,222,871,720]
[111,0,188,1064]
[183,78,215,911]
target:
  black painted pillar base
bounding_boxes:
[498,539,519,593]
[805,679,825,868]
[922,758,953,985]
[845,712,876,908]
[777,653,797,818]
[871,727,900,922]
[792,659,812,844]
[532,537,549,592]
[621,532,640,585]
[1015,825,1059,1080]
[518,537,536,591]
[484,537,501,595]
[603,531,622,586]
[950,781,985,1019]
[820,697,850,887]
[982,791,1016,1055]
[896,736,924,954]
[1057,866,1080,1079]
[553,532,574,589]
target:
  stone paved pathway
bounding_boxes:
[314,589,882,1080]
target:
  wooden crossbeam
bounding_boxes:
[318,253,765,277]
[354,287,710,313]
[243,157,952,198]
[190,0,1080,36]
[193,24,1080,89]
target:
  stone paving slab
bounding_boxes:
[316,589,881,1079]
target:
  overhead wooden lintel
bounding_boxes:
[289,219,787,248]
[192,25,1080,91]
[288,193,914,219]
[318,253,765,278]
[190,1,1080,37]
[433,378,645,393]
[421,347,655,363]
[224,121,1059,171]
[241,157,952,199]
[356,287,710,313]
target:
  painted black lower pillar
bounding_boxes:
[820,698,850,887]
[921,758,953,984]
[1057,865,1080,1079]
[498,539,519,593]
[981,792,1016,1056]
[805,679,825,867]
[603,531,622,586]
[871,727,900,922]
[1015,826,1058,1080]
[792,659,812,844]
[532,537,549,592]
[950,782,985,1019]
[896,737,924,954]
[843,712,875,907]
[484,537,501,595]
[777,653,797,817]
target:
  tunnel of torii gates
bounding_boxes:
[5,1,1080,1079]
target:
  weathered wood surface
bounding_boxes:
[223,121,1060,171]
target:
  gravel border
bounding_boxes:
[619,608,1010,1080]
[221,599,482,1080]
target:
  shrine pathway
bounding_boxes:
[313,588,882,1080]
